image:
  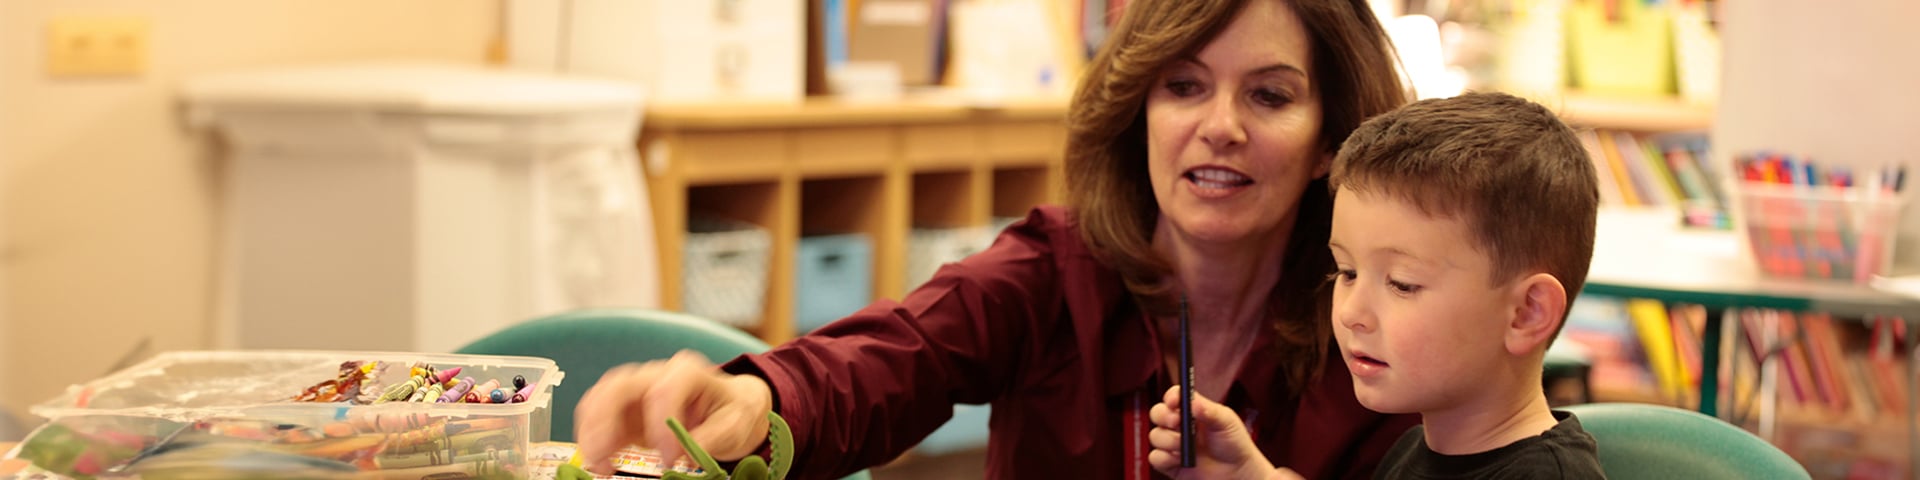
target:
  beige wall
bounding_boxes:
[0,1,500,416]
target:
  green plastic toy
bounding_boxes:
[557,412,793,480]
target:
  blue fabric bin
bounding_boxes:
[795,233,874,332]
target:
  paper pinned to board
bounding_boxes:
[947,0,1072,102]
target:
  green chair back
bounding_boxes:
[1562,402,1809,480]
[456,308,870,480]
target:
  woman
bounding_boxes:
[575,0,1417,478]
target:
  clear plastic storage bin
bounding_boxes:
[21,350,563,479]
[1735,182,1906,284]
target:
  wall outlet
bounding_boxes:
[47,16,149,77]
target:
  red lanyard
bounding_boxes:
[1123,389,1154,480]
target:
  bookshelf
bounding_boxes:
[1585,207,1920,473]
[641,96,1068,344]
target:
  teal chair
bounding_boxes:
[457,308,869,480]
[1563,402,1809,479]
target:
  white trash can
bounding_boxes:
[184,62,658,354]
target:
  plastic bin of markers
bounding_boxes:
[1733,182,1906,284]
[23,350,563,479]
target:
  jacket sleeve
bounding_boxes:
[722,211,1064,479]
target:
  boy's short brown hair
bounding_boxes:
[1329,92,1599,313]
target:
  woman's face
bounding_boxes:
[1145,0,1326,250]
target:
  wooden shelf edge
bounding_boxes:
[1551,92,1716,132]
[646,95,1069,131]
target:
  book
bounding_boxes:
[1565,296,1658,398]
[1579,129,1632,206]
[1798,313,1851,414]
[1840,352,1882,422]
[1777,312,1817,406]
[1640,136,1687,203]
[1667,303,1705,388]
[1626,298,1685,399]
[1609,131,1663,205]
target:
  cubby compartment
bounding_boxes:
[992,166,1054,228]
[683,182,782,329]
[797,176,886,333]
[907,170,994,293]
[912,170,984,228]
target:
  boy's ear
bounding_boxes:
[1506,273,1568,356]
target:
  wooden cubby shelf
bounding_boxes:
[642,97,1068,344]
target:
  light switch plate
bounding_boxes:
[47,16,148,77]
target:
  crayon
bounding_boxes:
[439,377,476,403]
[351,412,437,433]
[511,383,536,403]
[419,383,446,403]
[376,376,426,404]
[434,367,464,386]
[465,379,501,403]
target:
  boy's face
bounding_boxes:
[1327,187,1522,415]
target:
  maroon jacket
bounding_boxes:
[724,206,1418,479]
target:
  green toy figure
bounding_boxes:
[558,412,793,480]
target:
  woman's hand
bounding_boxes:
[1148,386,1289,480]
[574,350,774,475]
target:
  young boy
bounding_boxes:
[1147,92,1607,479]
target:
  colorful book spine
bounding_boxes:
[1626,298,1685,399]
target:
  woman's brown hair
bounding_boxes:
[1064,0,1407,391]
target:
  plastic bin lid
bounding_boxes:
[181,62,643,115]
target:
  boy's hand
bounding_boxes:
[1148,386,1285,480]
[574,351,773,476]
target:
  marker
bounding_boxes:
[1180,295,1194,468]
[511,382,536,403]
